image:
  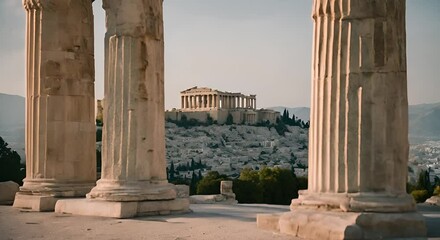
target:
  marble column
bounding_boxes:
[14,0,96,212]
[55,0,189,218]
[258,1,426,238]
[202,95,205,108]
[181,96,184,109]
[224,95,227,109]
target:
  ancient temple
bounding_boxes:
[180,87,256,111]
[166,86,279,125]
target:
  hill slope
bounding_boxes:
[268,106,310,122]
[0,93,25,161]
[409,102,440,141]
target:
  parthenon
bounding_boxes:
[180,87,256,111]
[166,87,279,125]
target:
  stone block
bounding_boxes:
[55,198,190,219]
[426,196,440,206]
[0,181,19,205]
[13,194,59,211]
[257,209,427,240]
[55,199,138,218]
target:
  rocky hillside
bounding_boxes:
[165,122,309,178]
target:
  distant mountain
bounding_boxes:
[0,93,25,161]
[268,106,310,122]
[271,102,440,141]
[409,102,440,141]
[0,93,24,129]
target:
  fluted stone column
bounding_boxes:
[257,1,426,238]
[55,0,189,218]
[181,96,184,109]
[14,0,96,212]
[299,0,414,212]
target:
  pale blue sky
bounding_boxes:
[0,0,439,109]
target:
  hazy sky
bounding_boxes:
[0,0,439,109]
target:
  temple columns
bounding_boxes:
[257,1,426,238]
[55,0,189,218]
[13,0,96,212]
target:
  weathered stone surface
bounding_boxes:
[426,196,440,206]
[13,194,59,212]
[258,209,427,240]
[59,0,188,217]
[87,0,171,201]
[190,195,223,204]
[301,0,412,211]
[258,0,427,239]
[15,0,96,211]
[55,198,190,218]
[0,181,19,205]
[220,181,235,199]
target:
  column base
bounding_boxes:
[257,208,427,239]
[54,197,190,218]
[20,179,96,197]
[12,193,59,211]
[292,190,416,212]
[86,180,177,201]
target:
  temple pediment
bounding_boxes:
[180,86,217,94]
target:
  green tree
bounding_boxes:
[190,159,195,170]
[274,117,289,136]
[234,168,264,203]
[226,113,234,125]
[258,167,298,204]
[96,128,102,142]
[169,161,176,181]
[411,190,430,203]
[96,150,102,173]
[190,171,198,195]
[0,136,23,185]
[206,114,214,125]
[416,170,432,192]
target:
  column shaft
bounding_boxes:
[88,0,175,201]
[298,0,412,212]
[17,0,96,200]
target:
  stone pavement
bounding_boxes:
[1,203,439,240]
